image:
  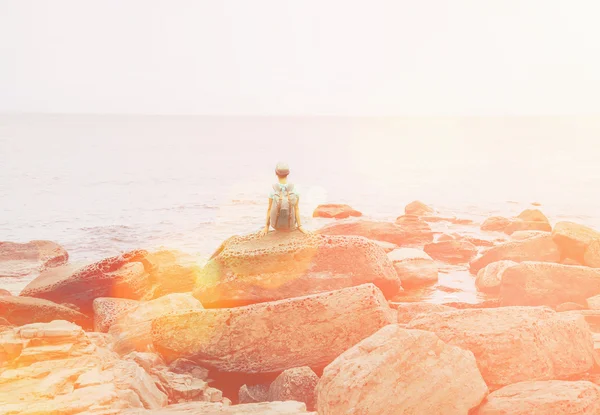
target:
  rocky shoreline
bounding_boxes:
[2,201,600,414]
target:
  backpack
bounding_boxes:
[270,183,298,231]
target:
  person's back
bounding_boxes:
[260,162,307,236]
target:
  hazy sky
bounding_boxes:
[1,1,599,115]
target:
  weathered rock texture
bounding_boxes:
[500,262,600,306]
[122,401,315,414]
[317,325,488,415]
[475,260,517,294]
[268,367,318,410]
[0,295,90,328]
[552,221,600,262]
[469,234,560,274]
[194,231,401,308]
[407,307,595,388]
[0,240,68,278]
[476,380,600,415]
[318,218,433,246]
[387,248,438,287]
[424,240,477,264]
[153,284,396,373]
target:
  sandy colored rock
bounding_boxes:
[110,293,203,354]
[553,221,600,262]
[122,401,314,414]
[392,301,454,324]
[504,219,552,235]
[476,380,600,415]
[153,284,396,373]
[405,200,434,216]
[407,306,595,388]
[587,294,600,310]
[469,234,560,274]
[312,204,362,219]
[0,240,68,278]
[194,231,401,308]
[475,260,517,294]
[370,239,398,253]
[585,239,600,268]
[424,240,477,264]
[0,295,90,328]
[556,302,586,312]
[319,218,433,246]
[317,325,488,415]
[268,367,318,410]
[500,262,600,306]
[144,250,202,298]
[481,216,511,232]
[93,297,140,332]
[387,248,438,287]
[0,289,12,296]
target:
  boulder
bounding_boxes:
[504,219,552,235]
[585,239,600,268]
[475,260,517,294]
[316,325,488,415]
[552,221,600,262]
[319,218,433,246]
[110,293,203,354]
[0,240,68,278]
[144,250,202,298]
[0,289,12,296]
[122,401,314,414]
[500,262,600,306]
[20,250,153,316]
[93,297,140,332]
[556,302,586,312]
[517,209,549,223]
[391,302,454,324]
[312,204,362,219]
[407,307,595,388]
[476,380,600,415]
[481,216,511,232]
[194,231,401,308]
[370,240,398,253]
[587,294,600,310]
[405,200,434,216]
[387,248,438,287]
[268,367,318,410]
[152,284,396,373]
[469,234,560,274]
[424,240,478,264]
[0,295,90,328]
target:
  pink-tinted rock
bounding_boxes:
[317,325,488,415]
[268,367,318,411]
[387,248,438,287]
[194,232,401,308]
[469,234,560,274]
[392,302,454,324]
[0,289,11,296]
[475,260,517,294]
[552,221,600,262]
[405,200,434,216]
[153,284,396,373]
[556,302,587,312]
[319,218,433,246]
[517,209,550,223]
[476,380,600,415]
[481,216,511,232]
[585,239,600,268]
[0,295,90,328]
[312,204,362,219]
[511,230,550,240]
[0,240,68,278]
[424,240,477,264]
[407,306,595,388]
[500,262,600,306]
[504,219,552,235]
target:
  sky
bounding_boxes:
[1,0,599,115]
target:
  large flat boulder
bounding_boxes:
[552,221,600,262]
[316,325,488,415]
[469,234,560,274]
[0,240,68,278]
[318,218,433,246]
[387,248,438,287]
[194,232,401,308]
[152,284,396,373]
[312,204,362,219]
[392,302,454,324]
[500,262,600,306]
[407,307,595,388]
[424,240,477,264]
[0,295,90,328]
[476,380,600,415]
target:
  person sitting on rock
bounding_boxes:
[259,162,307,236]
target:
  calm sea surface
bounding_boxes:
[2,114,600,299]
